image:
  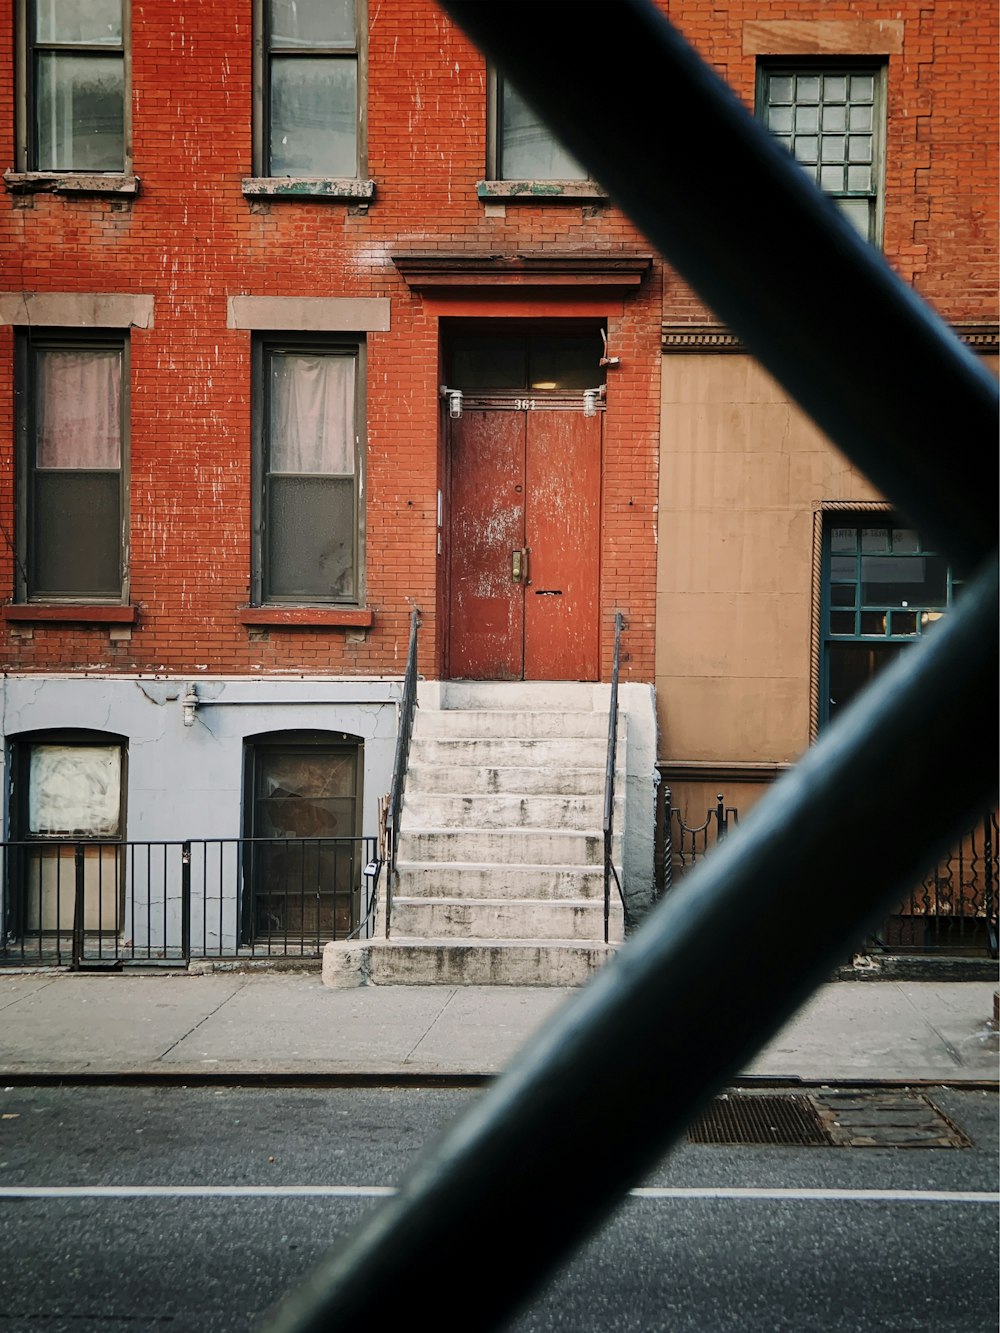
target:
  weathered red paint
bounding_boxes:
[448,409,526,680]
[448,407,601,681]
[524,409,601,682]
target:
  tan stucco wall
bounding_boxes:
[656,353,884,766]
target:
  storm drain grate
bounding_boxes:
[687,1094,828,1147]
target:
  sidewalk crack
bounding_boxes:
[896,983,963,1067]
[0,977,59,1013]
[403,987,458,1063]
[155,978,251,1063]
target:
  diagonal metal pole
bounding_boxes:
[263,3,998,1329]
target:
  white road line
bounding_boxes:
[0,1185,995,1204]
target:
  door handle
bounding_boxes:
[511,547,529,584]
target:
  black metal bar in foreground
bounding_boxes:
[441,1,997,577]
[262,557,997,1333]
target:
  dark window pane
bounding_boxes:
[860,554,949,608]
[270,0,355,48]
[500,81,586,180]
[450,336,526,390]
[266,475,355,600]
[36,0,122,45]
[830,555,855,581]
[270,56,356,175]
[891,611,918,635]
[829,611,855,635]
[859,610,886,635]
[830,584,855,607]
[891,527,919,553]
[32,471,120,596]
[528,334,604,390]
[827,642,901,723]
[36,52,124,170]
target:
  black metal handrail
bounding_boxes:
[0,836,380,968]
[603,610,626,942]
[384,607,420,937]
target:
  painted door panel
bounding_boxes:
[448,406,601,682]
[448,411,526,680]
[524,411,601,681]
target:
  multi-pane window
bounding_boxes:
[493,73,587,181]
[16,334,127,601]
[22,0,127,171]
[758,66,883,241]
[261,0,361,177]
[254,342,363,604]
[823,521,959,724]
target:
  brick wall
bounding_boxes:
[0,0,994,683]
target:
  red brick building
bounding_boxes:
[0,2,994,966]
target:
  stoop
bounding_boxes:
[324,680,656,987]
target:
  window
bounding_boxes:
[822,520,960,726]
[758,65,884,242]
[15,333,128,602]
[17,0,128,172]
[243,732,362,942]
[8,732,126,940]
[487,69,588,182]
[256,0,365,178]
[253,340,364,604]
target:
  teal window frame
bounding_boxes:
[820,518,961,727]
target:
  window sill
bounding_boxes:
[4,171,140,197]
[242,177,376,201]
[2,604,136,624]
[477,180,607,202]
[238,607,374,628]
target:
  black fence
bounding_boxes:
[655,787,998,958]
[0,837,381,969]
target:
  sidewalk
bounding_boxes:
[0,971,996,1084]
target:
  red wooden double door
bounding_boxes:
[448,401,601,681]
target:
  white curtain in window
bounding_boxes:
[269,353,355,475]
[36,349,121,469]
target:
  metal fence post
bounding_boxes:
[71,843,85,970]
[181,842,192,962]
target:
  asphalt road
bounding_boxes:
[0,1086,996,1332]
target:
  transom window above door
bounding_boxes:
[446,328,606,392]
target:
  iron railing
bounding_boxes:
[870,810,998,957]
[603,611,626,942]
[656,787,738,897]
[655,790,997,959]
[0,836,380,969]
[384,607,421,937]
[261,3,998,1330]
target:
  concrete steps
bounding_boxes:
[326,939,618,988]
[325,680,630,988]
